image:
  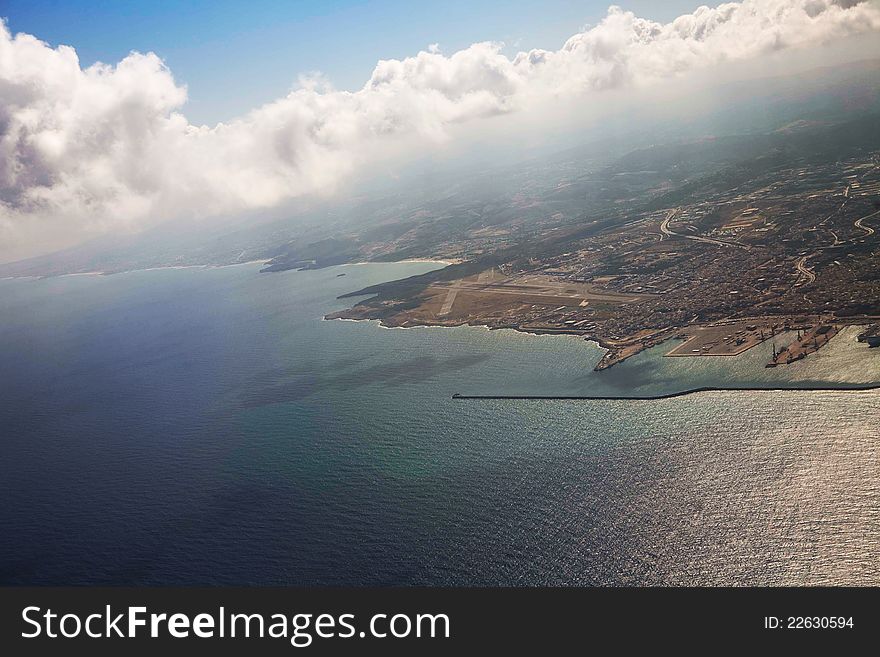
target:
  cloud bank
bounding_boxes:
[1,0,879,261]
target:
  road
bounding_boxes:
[659,207,747,249]
[795,255,816,285]
[848,162,880,238]
[854,208,879,237]
[658,208,678,240]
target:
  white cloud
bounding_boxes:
[1,0,879,261]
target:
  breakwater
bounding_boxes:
[451,384,880,401]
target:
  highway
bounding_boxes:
[659,207,747,249]
[854,208,879,237]
[658,208,678,240]
[849,162,880,238]
[795,255,816,285]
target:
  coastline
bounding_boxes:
[324,308,878,384]
[324,312,609,358]
[0,259,272,280]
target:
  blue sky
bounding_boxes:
[1,0,703,125]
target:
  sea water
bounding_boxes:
[0,262,877,585]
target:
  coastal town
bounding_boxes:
[327,135,880,370]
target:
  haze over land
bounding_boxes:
[1,0,880,263]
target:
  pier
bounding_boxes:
[451,384,880,401]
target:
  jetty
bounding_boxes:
[766,324,838,367]
[451,384,880,401]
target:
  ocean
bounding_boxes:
[0,261,878,585]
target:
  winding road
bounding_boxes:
[795,255,816,285]
[854,208,879,237]
[659,207,748,249]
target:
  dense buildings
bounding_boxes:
[326,118,880,369]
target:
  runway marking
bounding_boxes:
[438,284,460,316]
